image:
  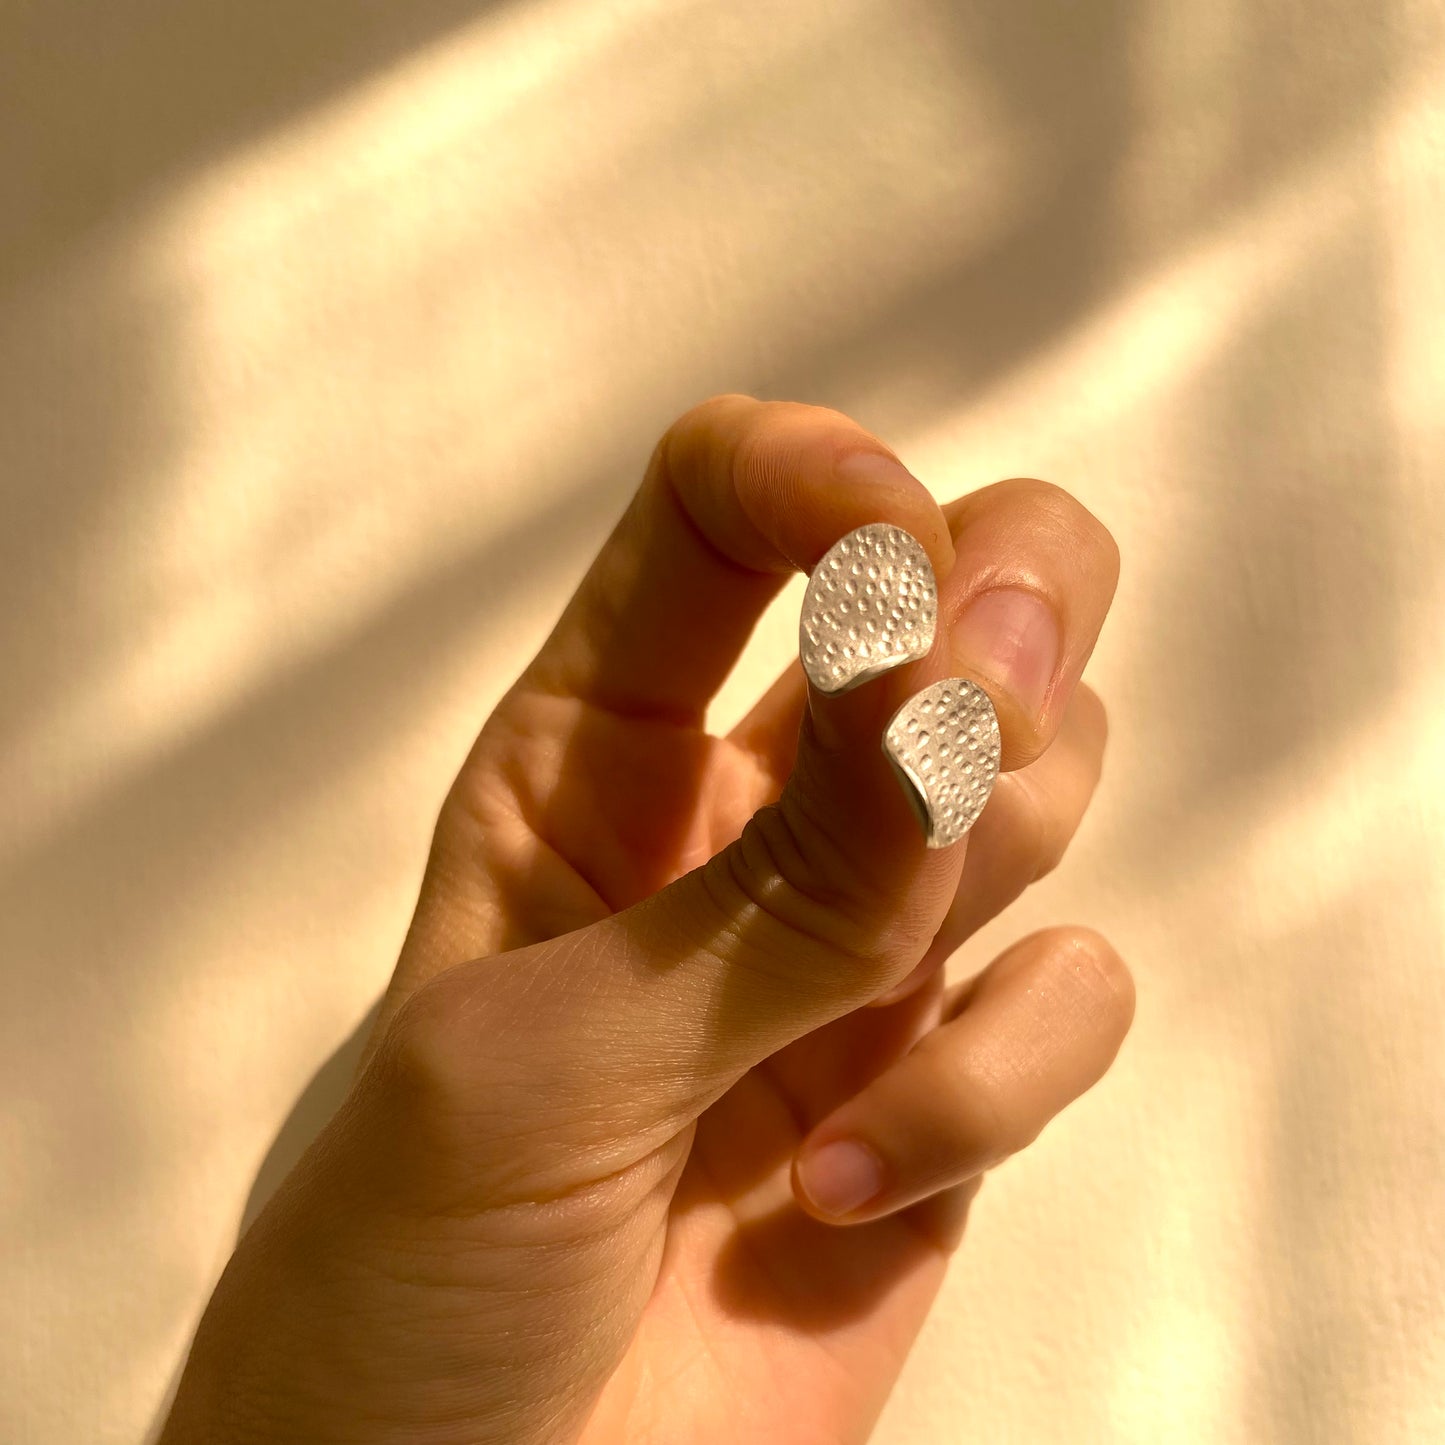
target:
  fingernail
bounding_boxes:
[950,588,1059,718]
[797,1139,885,1217]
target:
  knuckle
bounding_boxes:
[701,800,908,999]
[375,961,553,1137]
[374,977,478,1116]
[916,1030,1039,1157]
[983,477,1121,579]
[370,975,685,1215]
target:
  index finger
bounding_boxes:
[514,393,954,725]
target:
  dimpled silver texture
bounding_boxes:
[883,679,1001,849]
[799,524,937,694]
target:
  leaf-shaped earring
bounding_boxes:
[799,523,938,694]
[882,679,1001,848]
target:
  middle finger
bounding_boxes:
[872,680,1109,1007]
[729,474,1118,781]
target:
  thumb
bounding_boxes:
[375,408,1116,1202]
[384,545,977,1194]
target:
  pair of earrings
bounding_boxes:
[798,524,1001,850]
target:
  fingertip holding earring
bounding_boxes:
[796,526,997,846]
[799,524,937,694]
[883,679,1001,849]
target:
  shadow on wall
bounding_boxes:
[1177,9,1404,1443]
[191,0,1142,1253]
[0,0,517,289]
[1120,0,1407,846]
[0,0,1423,1442]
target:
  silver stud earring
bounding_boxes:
[799,523,937,694]
[883,679,1001,848]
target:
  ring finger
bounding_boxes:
[792,926,1135,1226]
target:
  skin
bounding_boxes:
[161,395,1134,1445]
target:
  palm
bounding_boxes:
[582,1037,962,1445]
[478,691,973,1444]
[167,403,1124,1445]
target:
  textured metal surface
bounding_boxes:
[799,523,937,693]
[883,679,1001,848]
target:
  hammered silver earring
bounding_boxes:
[799,523,937,694]
[882,679,1000,848]
[800,524,1001,848]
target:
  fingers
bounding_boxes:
[792,928,1134,1225]
[940,479,1118,771]
[387,397,952,1027]
[730,480,1117,816]
[514,394,953,724]
[380,625,970,1195]
[871,681,1109,1006]
[943,681,1108,939]
[376,426,1122,1197]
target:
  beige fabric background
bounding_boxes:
[3,2,1443,1441]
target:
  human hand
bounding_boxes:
[161,395,1133,1445]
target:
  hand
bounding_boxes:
[161,395,1133,1445]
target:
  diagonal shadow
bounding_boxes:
[0,0,517,289]
[0,1,1430,1441]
